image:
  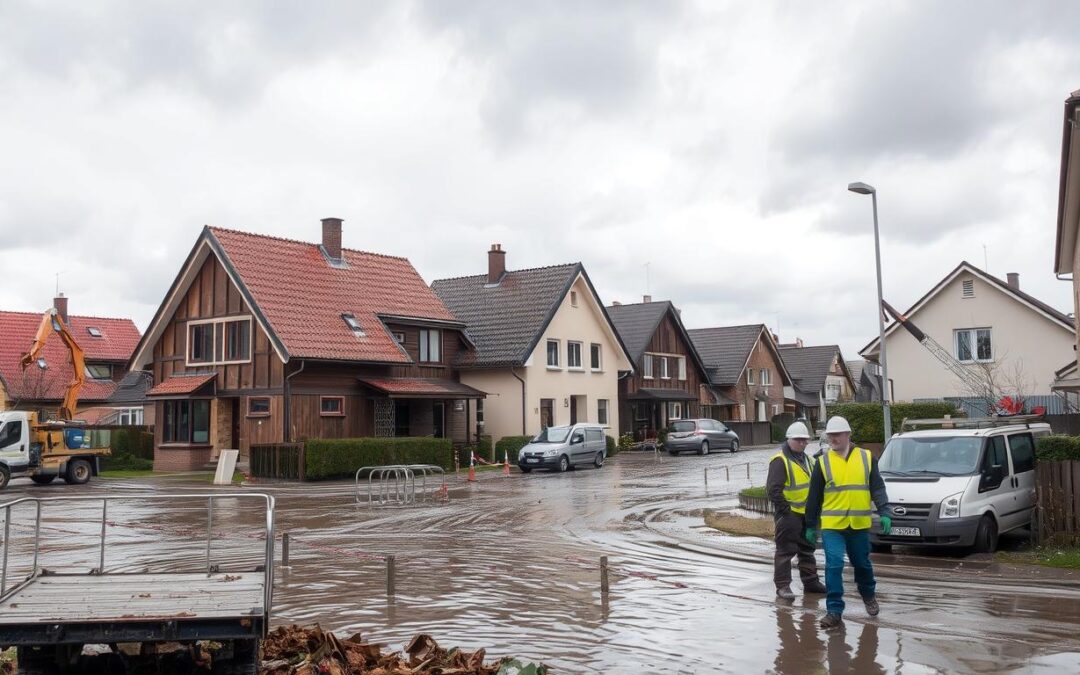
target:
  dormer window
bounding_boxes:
[342,313,365,336]
[87,327,102,338]
[85,363,112,380]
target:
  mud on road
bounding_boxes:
[4,448,1080,673]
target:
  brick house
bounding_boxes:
[779,343,856,427]
[606,298,710,440]
[128,219,484,471]
[0,296,142,419]
[688,324,794,422]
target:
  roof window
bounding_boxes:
[87,327,102,338]
[342,313,365,336]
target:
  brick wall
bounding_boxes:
[153,447,213,472]
[731,336,787,421]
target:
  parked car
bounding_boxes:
[518,423,607,473]
[664,419,740,455]
[870,419,1051,553]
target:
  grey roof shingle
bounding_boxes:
[605,301,675,363]
[431,264,582,367]
[687,324,765,386]
[108,370,153,405]
[779,345,842,395]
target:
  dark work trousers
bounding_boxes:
[774,511,820,589]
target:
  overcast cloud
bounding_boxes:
[0,0,1076,360]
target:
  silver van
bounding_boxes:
[518,424,607,473]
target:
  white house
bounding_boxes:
[859,262,1075,408]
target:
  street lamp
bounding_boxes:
[848,181,892,441]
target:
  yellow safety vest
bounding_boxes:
[771,450,814,514]
[820,446,873,530]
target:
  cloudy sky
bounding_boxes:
[1,1,1078,359]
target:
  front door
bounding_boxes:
[230,398,241,452]
[395,403,411,437]
[540,399,555,429]
[756,400,767,422]
[433,402,445,438]
[570,396,579,425]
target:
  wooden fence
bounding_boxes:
[1035,460,1080,546]
[1045,414,1080,436]
[723,421,774,447]
[250,443,306,481]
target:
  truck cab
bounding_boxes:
[0,411,32,485]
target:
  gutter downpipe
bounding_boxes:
[283,359,306,442]
[511,366,526,435]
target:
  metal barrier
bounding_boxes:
[0,492,275,631]
[355,465,446,506]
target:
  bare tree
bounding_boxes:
[954,351,1035,416]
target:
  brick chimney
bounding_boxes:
[1007,272,1020,290]
[643,294,652,303]
[488,244,506,284]
[612,301,622,306]
[53,293,69,324]
[321,217,343,261]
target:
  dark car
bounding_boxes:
[664,419,740,455]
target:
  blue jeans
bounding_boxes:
[821,528,875,616]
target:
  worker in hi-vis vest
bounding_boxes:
[804,415,891,631]
[766,421,828,601]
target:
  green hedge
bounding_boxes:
[1036,435,1080,461]
[495,435,534,462]
[826,402,962,444]
[606,435,618,457]
[305,437,454,480]
[110,429,154,460]
[101,454,154,471]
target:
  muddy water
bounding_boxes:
[4,450,1080,673]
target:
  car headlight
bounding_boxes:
[544,449,559,457]
[940,492,963,519]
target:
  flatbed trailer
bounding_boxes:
[0,493,274,674]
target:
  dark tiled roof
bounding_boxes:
[359,377,486,398]
[627,387,696,401]
[605,302,671,363]
[779,345,841,395]
[431,264,581,367]
[687,324,765,386]
[108,370,153,405]
[703,386,737,406]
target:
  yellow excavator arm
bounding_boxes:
[20,308,86,420]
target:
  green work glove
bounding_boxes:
[880,515,892,535]
[804,528,816,545]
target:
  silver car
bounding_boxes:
[664,419,740,455]
[518,424,607,473]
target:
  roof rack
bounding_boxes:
[900,414,1046,432]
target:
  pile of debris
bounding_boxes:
[260,625,546,675]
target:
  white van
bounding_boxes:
[870,418,1050,553]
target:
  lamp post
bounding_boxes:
[848,181,892,441]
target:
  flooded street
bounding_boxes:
[4,447,1080,673]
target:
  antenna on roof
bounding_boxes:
[982,244,988,272]
[643,261,651,296]
[55,271,64,296]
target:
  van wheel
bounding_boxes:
[594,452,605,468]
[30,474,55,485]
[520,467,532,474]
[65,459,92,485]
[558,455,570,473]
[730,440,740,453]
[973,515,999,554]
[0,466,9,490]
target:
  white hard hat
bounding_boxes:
[825,416,852,434]
[785,421,811,439]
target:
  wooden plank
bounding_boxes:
[1073,461,1080,541]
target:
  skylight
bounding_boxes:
[342,313,365,336]
[87,327,102,338]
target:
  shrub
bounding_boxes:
[826,402,962,444]
[770,423,785,444]
[479,434,494,461]
[101,454,154,471]
[618,433,635,453]
[110,429,154,460]
[305,437,454,480]
[658,427,670,445]
[605,435,618,457]
[1036,435,1080,461]
[494,435,534,463]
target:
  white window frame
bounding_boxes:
[419,329,442,363]
[567,341,584,370]
[761,368,771,386]
[746,369,755,385]
[118,407,143,425]
[546,339,561,369]
[643,353,654,379]
[668,401,683,420]
[678,357,687,381]
[659,356,670,379]
[954,327,993,363]
[186,316,253,367]
[590,343,602,371]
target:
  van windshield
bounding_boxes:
[533,426,571,443]
[880,436,983,476]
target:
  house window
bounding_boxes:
[392,332,406,344]
[955,328,992,363]
[320,396,345,416]
[419,329,441,363]
[570,291,579,307]
[187,317,252,366]
[760,369,771,386]
[747,369,755,385]
[678,357,686,381]
[738,403,746,420]
[87,327,102,338]
[118,408,143,425]
[162,400,210,444]
[962,279,975,298]
[477,399,484,424]
[598,399,609,425]
[667,402,683,420]
[643,354,654,379]
[342,313,364,334]
[590,343,602,371]
[659,357,670,379]
[568,341,583,369]
[826,383,842,402]
[248,397,271,417]
[772,404,780,415]
[547,340,560,367]
[540,398,555,428]
[85,363,113,380]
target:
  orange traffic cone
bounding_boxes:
[503,451,511,477]
[467,451,477,482]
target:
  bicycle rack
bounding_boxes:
[354,465,446,506]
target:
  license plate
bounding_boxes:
[526,458,539,463]
[890,526,920,537]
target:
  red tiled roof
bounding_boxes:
[0,311,141,403]
[147,373,216,397]
[209,227,459,363]
[359,377,486,398]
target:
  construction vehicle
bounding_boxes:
[0,308,111,490]
[880,300,1043,417]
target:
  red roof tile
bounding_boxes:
[359,377,485,398]
[0,311,141,403]
[209,228,459,363]
[147,373,216,397]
